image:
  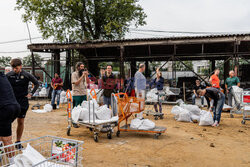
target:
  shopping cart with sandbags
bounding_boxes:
[66,89,118,142]
[241,91,250,124]
[145,88,165,120]
[114,93,166,139]
[229,86,244,118]
[0,135,83,167]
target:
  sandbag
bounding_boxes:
[78,108,90,121]
[176,109,191,122]
[95,105,112,120]
[72,106,82,123]
[138,119,155,130]
[181,104,201,116]
[44,104,52,112]
[130,118,143,129]
[146,88,158,102]
[81,99,99,110]
[191,114,200,122]
[199,111,214,126]
[171,106,185,116]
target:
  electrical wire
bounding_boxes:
[0,37,42,45]
[0,50,30,54]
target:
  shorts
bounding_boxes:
[73,95,87,107]
[16,97,29,118]
[0,104,21,136]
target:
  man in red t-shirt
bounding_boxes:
[51,73,63,109]
[209,69,220,89]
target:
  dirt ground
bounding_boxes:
[12,100,249,167]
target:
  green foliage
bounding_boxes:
[0,56,11,67]
[16,0,146,41]
[22,54,43,67]
[175,61,193,71]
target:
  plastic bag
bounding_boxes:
[95,105,112,120]
[181,104,201,116]
[191,114,200,122]
[176,110,191,122]
[199,111,214,126]
[171,106,184,116]
[130,118,143,129]
[138,119,155,130]
[72,106,82,123]
[44,104,52,112]
[81,99,99,110]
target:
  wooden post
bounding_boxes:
[31,52,35,76]
[183,82,186,102]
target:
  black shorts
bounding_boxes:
[16,97,29,118]
[0,104,21,136]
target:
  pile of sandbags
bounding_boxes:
[130,118,155,130]
[146,88,158,102]
[39,88,47,97]
[71,99,113,123]
[171,104,214,126]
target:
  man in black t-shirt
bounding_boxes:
[192,80,206,106]
[0,72,21,162]
[6,59,39,149]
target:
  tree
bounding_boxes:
[175,61,194,71]
[0,56,11,67]
[22,54,43,67]
[16,0,146,41]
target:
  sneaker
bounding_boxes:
[57,105,59,109]
[15,141,23,149]
[212,121,219,127]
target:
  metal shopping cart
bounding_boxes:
[145,89,165,120]
[0,135,83,167]
[66,90,118,142]
[241,91,250,124]
[115,93,166,139]
[229,86,244,118]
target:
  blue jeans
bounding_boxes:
[213,93,225,123]
[192,94,204,105]
[103,96,111,108]
[51,90,61,106]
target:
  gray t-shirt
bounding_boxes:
[134,71,146,90]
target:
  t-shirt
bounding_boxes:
[6,70,39,99]
[71,71,87,96]
[102,73,117,97]
[0,72,18,108]
[225,77,240,89]
[210,74,220,88]
[193,84,206,93]
[150,77,164,90]
[205,87,223,108]
[52,77,63,90]
[134,71,146,90]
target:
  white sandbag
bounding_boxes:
[171,106,184,116]
[146,88,158,102]
[176,110,191,122]
[39,88,47,97]
[223,104,233,110]
[32,109,47,113]
[199,111,214,126]
[81,99,99,109]
[181,104,201,116]
[130,118,143,129]
[138,119,155,130]
[95,105,112,120]
[78,108,90,121]
[176,99,184,105]
[130,103,139,112]
[72,106,82,123]
[44,104,52,112]
[191,114,200,122]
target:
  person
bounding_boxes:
[51,73,63,109]
[71,62,90,107]
[0,72,21,163]
[197,87,225,127]
[209,69,220,89]
[101,65,117,110]
[150,69,164,113]
[225,70,240,108]
[5,67,12,74]
[192,80,206,107]
[6,58,39,149]
[134,64,146,118]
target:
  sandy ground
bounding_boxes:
[11,100,250,167]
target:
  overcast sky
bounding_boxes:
[1,0,250,58]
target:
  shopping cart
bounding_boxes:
[229,86,243,118]
[0,135,83,167]
[241,91,250,124]
[66,90,118,142]
[145,89,165,120]
[115,93,166,139]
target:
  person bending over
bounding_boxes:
[197,87,225,127]
[6,59,39,149]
